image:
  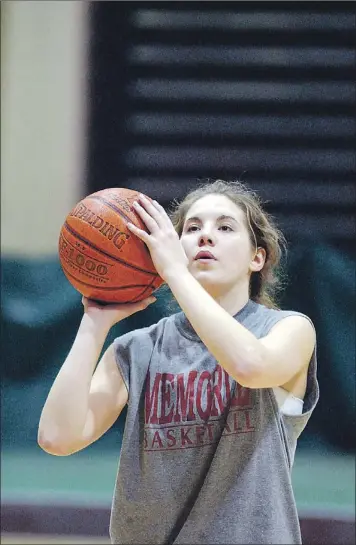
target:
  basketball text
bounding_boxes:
[70,203,130,250]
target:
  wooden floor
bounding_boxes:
[1,534,110,544]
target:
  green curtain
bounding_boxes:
[1,242,355,452]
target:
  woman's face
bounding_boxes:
[180,194,265,295]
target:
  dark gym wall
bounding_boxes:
[87,1,355,253]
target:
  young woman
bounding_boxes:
[38,180,319,544]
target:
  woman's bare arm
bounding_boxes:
[38,295,155,455]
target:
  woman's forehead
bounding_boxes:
[185,194,244,220]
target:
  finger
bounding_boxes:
[133,200,158,233]
[110,295,156,311]
[127,295,157,312]
[138,195,166,229]
[151,199,173,229]
[136,295,157,310]
[127,221,151,243]
[140,295,157,307]
[82,296,92,308]
[126,296,157,315]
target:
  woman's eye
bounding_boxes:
[219,225,233,232]
[187,225,199,232]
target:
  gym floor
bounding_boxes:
[1,534,110,544]
[1,446,355,544]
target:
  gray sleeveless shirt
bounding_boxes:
[111,300,319,544]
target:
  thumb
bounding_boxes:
[140,296,157,308]
[128,295,157,313]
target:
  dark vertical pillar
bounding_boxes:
[86,2,132,193]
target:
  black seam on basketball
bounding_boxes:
[60,231,112,266]
[62,266,156,291]
[59,232,113,279]
[126,271,159,303]
[63,222,157,276]
[86,195,134,225]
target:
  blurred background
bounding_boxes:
[1,1,355,544]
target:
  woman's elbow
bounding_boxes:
[37,431,74,456]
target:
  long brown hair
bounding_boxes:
[169,179,287,309]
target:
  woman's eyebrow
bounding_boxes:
[185,216,201,223]
[185,215,239,224]
[218,215,240,224]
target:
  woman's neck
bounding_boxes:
[204,279,250,316]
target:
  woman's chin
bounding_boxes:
[193,273,221,292]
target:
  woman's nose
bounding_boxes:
[199,231,214,246]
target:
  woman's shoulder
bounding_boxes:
[254,300,312,320]
[244,300,314,337]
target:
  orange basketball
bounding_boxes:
[58,188,164,303]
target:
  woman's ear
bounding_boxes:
[250,247,266,273]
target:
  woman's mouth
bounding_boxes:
[194,251,217,260]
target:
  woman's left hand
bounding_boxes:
[127,194,189,281]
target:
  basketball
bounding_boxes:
[58,188,164,303]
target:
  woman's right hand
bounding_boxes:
[81,295,156,332]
